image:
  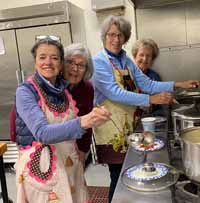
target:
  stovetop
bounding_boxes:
[169,135,200,203]
[175,180,200,203]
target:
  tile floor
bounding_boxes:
[1,163,110,203]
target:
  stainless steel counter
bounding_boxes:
[112,120,173,203]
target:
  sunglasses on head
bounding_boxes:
[35,35,61,42]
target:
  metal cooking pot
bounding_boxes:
[171,104,200,139]
[171,104,194,138]
[175,88,200,104]
[180,127,200,182]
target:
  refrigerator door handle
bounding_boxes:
[21,69,25,83]
[16,69,22,85]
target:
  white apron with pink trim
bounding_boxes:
[15,78,90,203]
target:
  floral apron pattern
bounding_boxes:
[93,53,137,149]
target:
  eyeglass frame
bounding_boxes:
[35,35,61,43]
[64,59,87,71]
[106,32,124,40]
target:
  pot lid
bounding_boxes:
[171,104,200,120]
[176,89,200,99]
[175,89,200,105]
[171,104,194,116]
[121,162,179,192]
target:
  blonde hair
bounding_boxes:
[132,39,159,61]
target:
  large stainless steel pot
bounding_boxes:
[180,127,200,182]
[172,104,200,139]
[171,104,194,138]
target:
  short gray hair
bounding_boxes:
[101,15,131,45]
[132,39,159,61]
[64,43,94,80]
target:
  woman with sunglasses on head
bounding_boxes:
[15,37,111,203]
[92,15,200,203]
[63,43,94,168]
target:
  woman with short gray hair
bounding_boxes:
[64,43,93,80]
[100,15,131,45]
[63,43,94,167]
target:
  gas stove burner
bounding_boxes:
[122,163,179,192]
[132,138,165,152]
[125,163,168,181]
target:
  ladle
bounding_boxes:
[96,104,121,133]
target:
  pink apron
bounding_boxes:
[15,78,90,203]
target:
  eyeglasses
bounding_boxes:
[106,32,124,40]
[64,59,86,71]
[35,35,61,42]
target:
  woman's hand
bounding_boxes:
[174,80,200,89]
[150,92,173,104]
[80,106,111,129]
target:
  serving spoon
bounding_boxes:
[96,104,122,133]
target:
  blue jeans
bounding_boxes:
[108,163,123,203]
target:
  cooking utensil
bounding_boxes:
[129,132,155,145]
[110,117,122,133]
[129,133,144,145]
[143,132,155,144]
[96,104,122,133]
[172,98,180,104]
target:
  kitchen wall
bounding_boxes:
[0,0,136,56]
[135,0,200,81]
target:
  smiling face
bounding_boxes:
[104,24,125,55]
[34,44,62,84]
[63,54,87,87]
[134,46,154,73]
